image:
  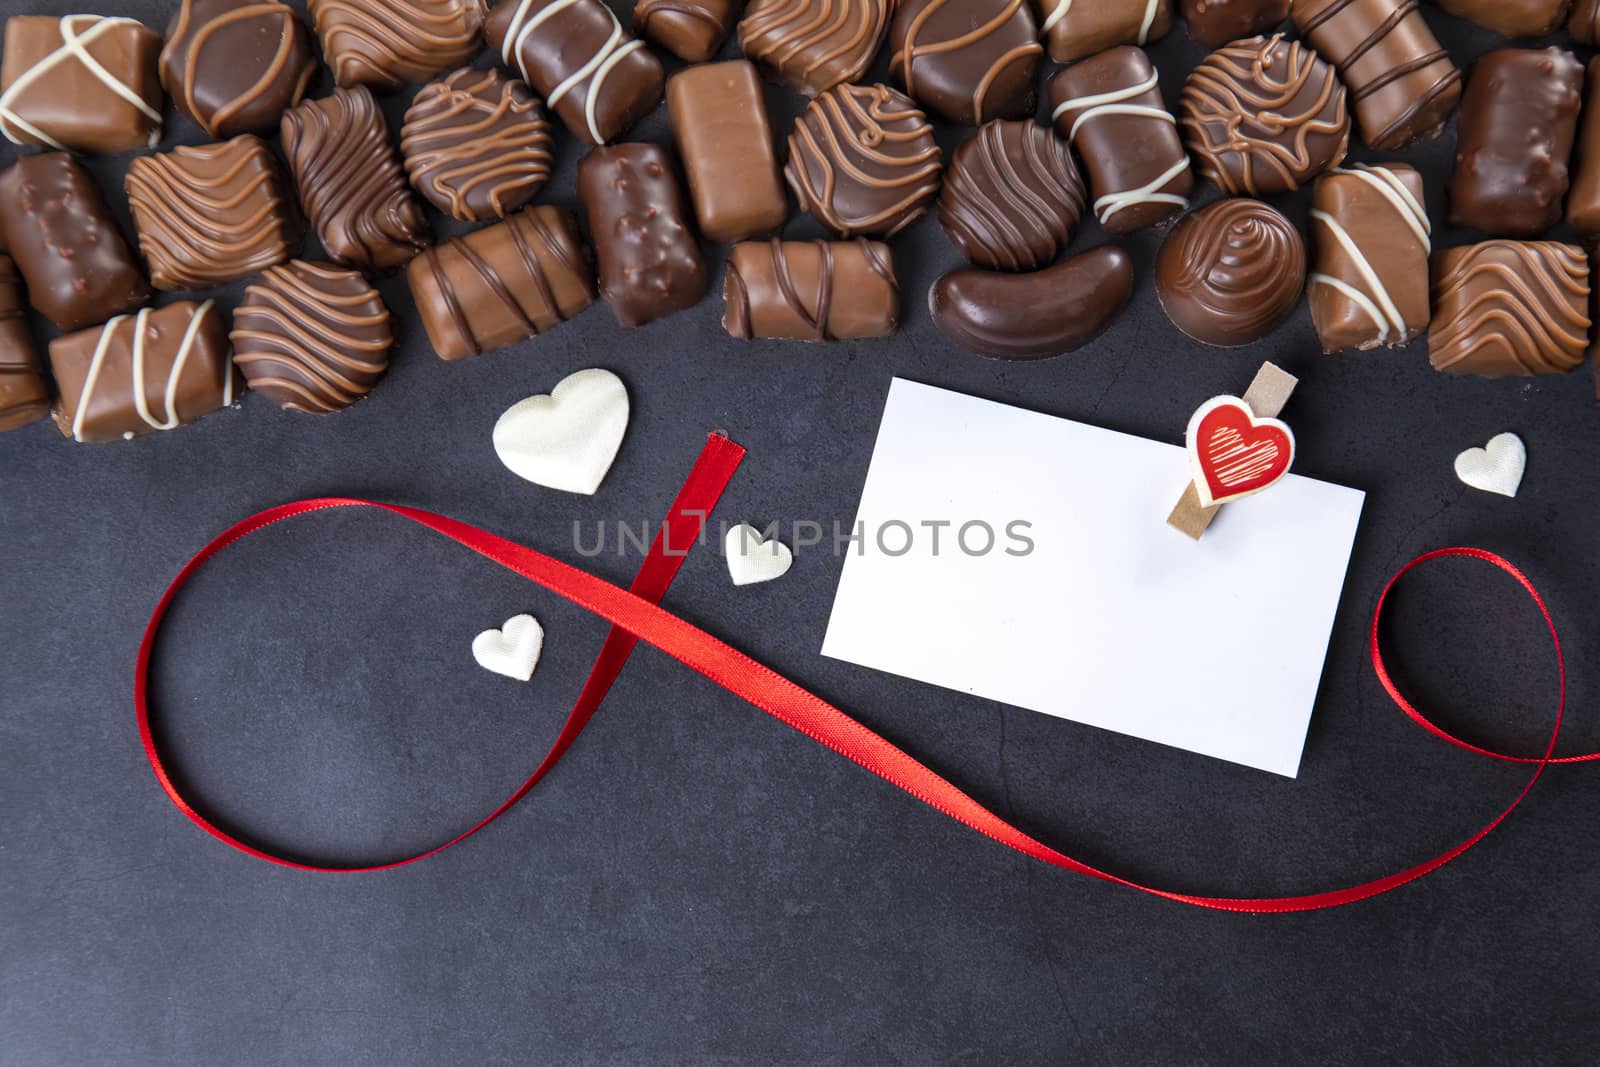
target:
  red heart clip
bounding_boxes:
[1186,396,1296,507]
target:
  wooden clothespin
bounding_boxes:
[1168,362,1298,541]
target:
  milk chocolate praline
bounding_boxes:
[161,0,317,138]
[1156,199,1306,347]
[938,121,1084,272]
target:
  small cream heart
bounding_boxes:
[472,614,545,682]
[493,368,629,496]
[1454,432,1526,499]
[725,524,793,587]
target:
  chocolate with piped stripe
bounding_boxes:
[938,121,1084,272]
[722,239,898,341]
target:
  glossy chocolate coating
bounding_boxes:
[0,154,151,334]
[232,260,393,413]
[487,0,664,146]
[1430,241,1589,377]
[1181,0,1290,47]
[738,0,890,97]
[308,0,485,92]
[1573,0,1600,42]
[49,301,239,444]
[160,0,316,138]
[1430,0,1570,36]
[667,61,787,245]
[1567,59,1600,237]
[1451,48,1583,239]
[0,15,163,154]
[635,0,742,63]
[930,245,1134,360]
[409,206,596,361]
[401,68,554,223]
[1181,34,1349,196]
[786,83,942,239]
[281,87,429,273]
[1290,0,1460,151]
[1156,199,1306,347]
[1038,0,1173,64]
[722,239,897,341]
[888,0,1040,126]
[126,136,299,292]
[578,143,707,329]
[1308,164,1431,353]
[0,255,48,432]
[938,121,1084,272]
[1048,47,1194,235]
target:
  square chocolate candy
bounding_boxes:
[0,15,164,154]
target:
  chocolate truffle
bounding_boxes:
[1430,242,1589,377]
[1048,47,1195,234]
[126,136,299,292]
[0,154,152,334]
[1290,0,1460,150]
[49,301,239,444]
[666,61,788,245]
[0,256,49,433]
[888,0,1041,126]
[578,143,708,329]
[723,239,898,341]
[738,0,890,97]
[1430,0,1570,37]
[409,206,596,361]
[307,0,485,92]
[1181,34,1349,196]
[1181,0,1290,47]
[487,0,664,146]
[1573,0,1600,41]
[1450,48,1583,240]
[232,260,393,413]
[930,245,1134,360]
[401,68,554,223]
[786,83,942,239]
[1039,0,1173,64]
[1567,59,1600,237]
[1308,164,1431,353]
[1156,199,1307,347]
[0,15,163,154]
[160,0,317,138]
[635,0,740,63]
[938,121,1085,273]
[281,86,429,273]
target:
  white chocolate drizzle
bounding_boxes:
[502,0,644,144]
[72,301,218,442]
[1042,0,1160,42]
[1054,70,1189,224]
[1309,166,1431,342]
[0,15,162,149]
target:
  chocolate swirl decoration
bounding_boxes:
[723,239,899,341]
[281,86,430,273]
[1180,34,1349,196]
[307,0,485,91]
[938,120,1084,272]
[0,254,50,432]
[160,0,317,138]
[401,68,554,222]
[1155,198,1307,347]
[1429,241,1590,377]
[125,136,298,291]
[738,0,891,97]
[232,260,394,414]
[888,0,1041,125]
[785,83,943,239]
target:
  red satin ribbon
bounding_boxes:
[137,438,1581,911]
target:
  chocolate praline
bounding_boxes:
[1156,199,1306,347]
[938,121,1084,272]
[160,0,317,138]
[888,0,1041,126]
[930,245,1134,360]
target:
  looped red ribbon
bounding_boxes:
[136,435,1585,911]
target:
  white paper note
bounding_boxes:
[821,379,1366,777]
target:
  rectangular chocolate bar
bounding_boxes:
[667,61,787,245]
[126,135,300,292]
[635,0,740,63]
[1039,0,1172,64]
[578,143,707,328]
[723,239,898,341]
[1430,241,1589,378]
[1568,58,1600,237]
[1450,48,1583,239]
[1307,164,1430,353]
[49,300,239,443]
[409,206,596,361]
[0,254,48,432]
[1048,47,1193,235]
[0,15,163,154]
[0,153,152,333]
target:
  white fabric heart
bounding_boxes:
[1454,432,1526,498]
[492,368,629,495]
[724,524,793,587]
[472,614,545,682]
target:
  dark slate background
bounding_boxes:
[3,2,1598,1063]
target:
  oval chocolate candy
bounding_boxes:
[928,245,1134,360]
